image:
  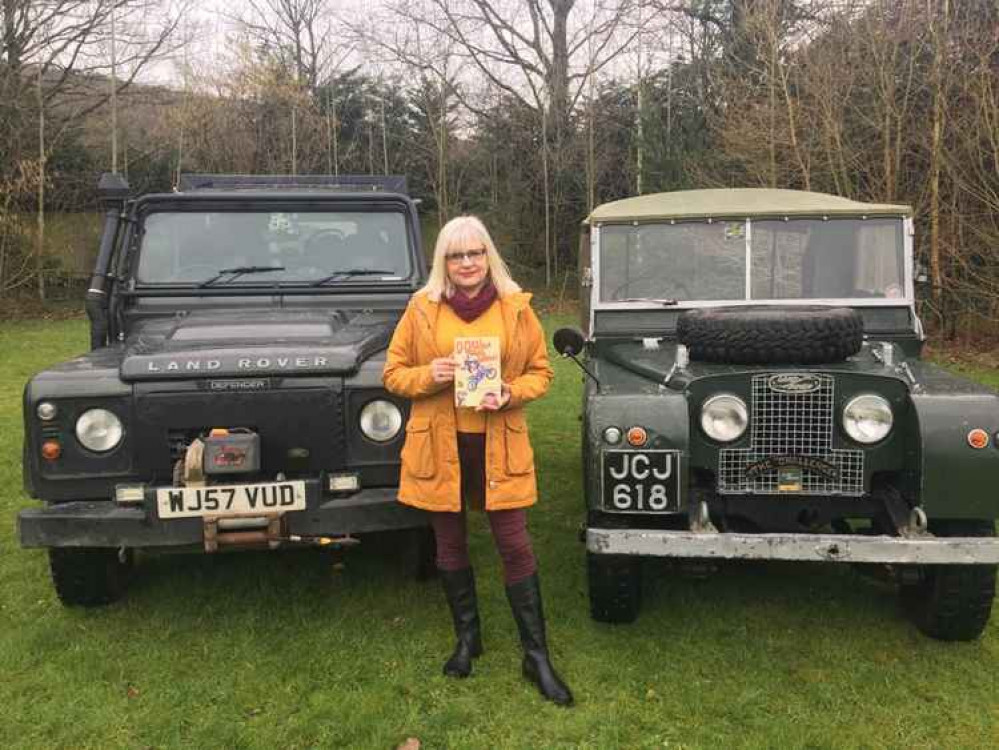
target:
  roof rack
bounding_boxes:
[177,174,408,195]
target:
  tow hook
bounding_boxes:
[202,514,360,552]
[908,507,928,534]
[204,515,284,552]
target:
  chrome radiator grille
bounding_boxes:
[718,374,864,495]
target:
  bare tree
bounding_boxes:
[0,0,183,298]
[353,1,468,225]
[386,0,638,284]
[233,0,350,93]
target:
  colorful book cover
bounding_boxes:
[454,336,502,409]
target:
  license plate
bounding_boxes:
[602,450,681,513]
[156,481,306,519]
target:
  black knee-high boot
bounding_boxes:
[440,567,484,678]
[505,573,574,706]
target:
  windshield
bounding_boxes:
[599,218,905,303]
[135,210,412,285]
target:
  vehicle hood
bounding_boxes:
[597,339,915,392]
[119,309,400,381]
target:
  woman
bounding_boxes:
[383,216,573,707]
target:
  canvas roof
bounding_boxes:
[587,188,911,223]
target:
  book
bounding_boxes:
[454,336,502,409]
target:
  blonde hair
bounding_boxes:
[419,215,521,302]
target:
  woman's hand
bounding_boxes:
[476,383,511,412]
[430,356,457,383]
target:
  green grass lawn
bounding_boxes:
[1,317,997,749]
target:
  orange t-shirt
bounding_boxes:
[436,299,505,433]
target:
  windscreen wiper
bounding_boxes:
[311,269,397,287]
[199,266,285,288]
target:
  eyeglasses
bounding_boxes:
[445,248,487,264]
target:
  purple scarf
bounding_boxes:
[445,280,498,322]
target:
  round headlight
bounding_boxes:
[360,400,403,443]
[701,394,748,443]
[75,409,124,452]
[843,394,892,444]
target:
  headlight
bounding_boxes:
[843,394,892,444]
[359,400,403,442]
[701,394,748,442]
[75,409,124,452]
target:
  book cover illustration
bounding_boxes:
[454,336,502,409]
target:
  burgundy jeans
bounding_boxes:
[430,433,537,585]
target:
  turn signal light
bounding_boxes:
[967,428,989,450]
[41,440,62,461]
[626,426,648,447]
[209,428,230,437]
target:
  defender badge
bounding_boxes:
[768,373,822,394]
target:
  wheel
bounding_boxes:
[900,520,997,641]
[48,547,133,606]
[402,526,437,581]
[587,551,642,623]
[677,305,863,364]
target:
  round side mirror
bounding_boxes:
[553,327,586,357]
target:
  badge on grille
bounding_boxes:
[744,455,839,479]
[768,373,822,394]
[204,378,270,392]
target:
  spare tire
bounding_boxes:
[677,306,863,364]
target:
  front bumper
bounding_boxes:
[19,481,427,549]
[587,528,999,565]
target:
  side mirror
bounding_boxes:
[553,327,585,357]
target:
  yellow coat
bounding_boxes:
[382,291,553,512]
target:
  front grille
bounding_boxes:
[135,387,341,475]
[718,374,864,495]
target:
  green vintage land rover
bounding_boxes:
[554,189,999,641]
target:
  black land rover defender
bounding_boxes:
[19,173,432,605]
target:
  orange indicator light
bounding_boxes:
[626,426,648,447]
[41,440,62,461]
[967,429,989,450]
[209,428,230,437]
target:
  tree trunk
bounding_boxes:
[36,65,46,302]
[541,103,551,287]
[928,0,948,311]
[547,0,572,144]
[3,0,21,71]
[291,103,298,175]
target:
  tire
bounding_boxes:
[677,306,864,364]
[48,547,133,607]
[588,552,642,623]
[900,520,997,642]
